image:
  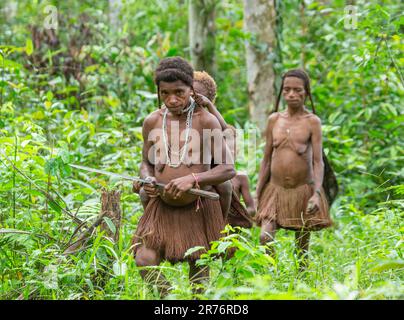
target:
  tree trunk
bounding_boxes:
[244,0,277,132]
[189,0,217,75]
[63,189,122,255]
[100,189,122,242]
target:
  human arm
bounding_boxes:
[256,113,278,200]
[307,115,324,215]
[239,174,256,217]
[137,113,159,198]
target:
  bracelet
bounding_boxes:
[191,173,202,212]
[191,173,200,189]
[315,189,321,195]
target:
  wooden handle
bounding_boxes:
[154,182,219,200]
[188,188,220,200]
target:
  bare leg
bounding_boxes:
[295,230,310,272]
[139,188,150,210]
[260,221,277,258]
[189,261,209,295]
[135,246,170,298]
[214,180,232,220]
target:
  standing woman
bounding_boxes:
[256,69,333,270]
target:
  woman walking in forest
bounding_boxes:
[131,57,235,297]
[256,69,333,271]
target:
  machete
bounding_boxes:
[69,164,219,201]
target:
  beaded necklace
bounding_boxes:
[162,98,196,168]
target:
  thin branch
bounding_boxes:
[63,211,107,255]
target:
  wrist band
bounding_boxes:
[315,189,321,195]
[191,173,202,212]
[191,173,200,189]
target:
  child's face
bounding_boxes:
[282,77,306,108]
[159,80,192,114]
[193,81,211,101]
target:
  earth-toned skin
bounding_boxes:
[135,79,235,296]
[256,76,324,269]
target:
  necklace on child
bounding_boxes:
[162,97,196,168]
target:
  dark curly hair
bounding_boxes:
[154,56,194,87]
[154,57,194,107]
[194,71,217,103]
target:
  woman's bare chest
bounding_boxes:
[272,117,312,154]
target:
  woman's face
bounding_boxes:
[282,77,306,108]
[159,80,192,115]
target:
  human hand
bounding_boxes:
[247,207,256,217]
[192,92,213,109]
[164,175,195,199]
[143,176,159,198]
[132,180,142,194]
[306,192,321,215]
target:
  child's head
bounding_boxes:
[154,57,194,114]
[193,71,217,103]
[275,69,315,113]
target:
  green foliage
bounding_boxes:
[0,0,402,300]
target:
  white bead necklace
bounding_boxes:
[162,98,196,168]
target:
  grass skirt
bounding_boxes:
[132,196,224,263]
[227,190,253,228]
[256,183,332,231]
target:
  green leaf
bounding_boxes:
[26,189,43,197]
[46,91,54,101]
[184,246,205,258]
[84,64,99,73]
[217,241,232,253]
[234,250,247,259]
[25,38,33,55]
[48,199,62,214]
[370,260,404,273]
[59,150,70,164]
[60,164,72,178]
[103,216,116,235]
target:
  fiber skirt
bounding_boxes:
[132,196,224,263]
[256,183,333,231]
[227,190,253,228]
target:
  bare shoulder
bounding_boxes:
[307,113,322,127]
[264,112,280,134]
[199,107,221,129]
[143,110,162,129]
[268,111,281,123]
